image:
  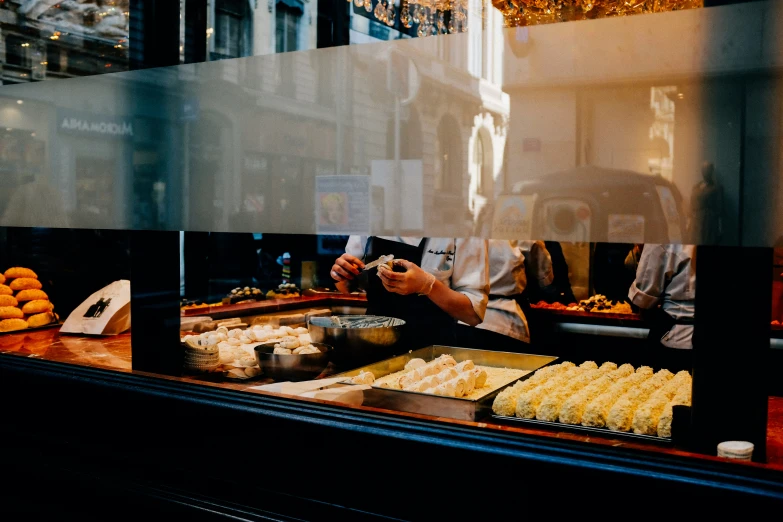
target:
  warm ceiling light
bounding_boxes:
[16,100,23,105]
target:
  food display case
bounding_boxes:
[1,0,783,519]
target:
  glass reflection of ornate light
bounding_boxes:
[355,0,703,34]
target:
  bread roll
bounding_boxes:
[0,274,4,284]
[26,312,56,328]
[0,318,28,332]
[0,295,18,307]
[0,285,12,296]
[14,289,48,302]
[4,267,37,280]
[0,306,24,319]
[10,278,42,291]
[22,300,54,315]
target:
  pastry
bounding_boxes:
[22,300,54,315]
[633,371,692,435]
[0,318,28,332]
[15,289,48,302]
[581,367,654,428]
[10,278,42,291]
[0,284,12,296]
[607,370,673,432]
[536,367,609,422]
[0,306,24,319]
[26,312,56,328]
[0,295,18,307]
[559,364,634,425]
[0,274,4,284]
[4,267,38,280]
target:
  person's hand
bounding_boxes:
[378,259,436,296]
[331,254,364,283]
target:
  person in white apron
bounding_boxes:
[331,236,489,349]
[455,239,554,351]
[628,243,695,370]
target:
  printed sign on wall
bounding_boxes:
[315,175,370,235]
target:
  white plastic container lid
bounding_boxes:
[717,441,754,459]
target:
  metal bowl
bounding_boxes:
[253,342,333,382]
[307,315,405,365]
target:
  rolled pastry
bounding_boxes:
[273,347,292,355]
[435,367,458,384]
[298,346,320,355]
[433,383,454,397]
[607,369,673,432]
[454,360,475,373]
[415,375,441,392]
[404,358,427,371]
[399,366,430,389]
[460,371,477,395]
[433,377,463,397]
[446,376,467,398]
[435,354,457,369]
[473,369,488,388]
[349,371,376,385]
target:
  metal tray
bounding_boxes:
[490,365,676,444]
[491,415,673,445]
[0,322,61,337]
[335,346,558,421]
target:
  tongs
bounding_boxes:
[362,254,394,272]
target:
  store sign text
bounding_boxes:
[57,110,134,139]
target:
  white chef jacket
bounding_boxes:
[345,236,490,321]
[628,244,696,349]
[474,240,554,343]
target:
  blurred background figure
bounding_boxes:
[689,161,723,245]
[1,175,69,229]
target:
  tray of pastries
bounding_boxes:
[0,267,59,335]
[335,346,557,421]
[491,360,692,443]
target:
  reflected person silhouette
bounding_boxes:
[689,162,723,245]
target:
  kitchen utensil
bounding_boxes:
[308,315,405,365]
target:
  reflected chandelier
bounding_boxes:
[354,0,703,34]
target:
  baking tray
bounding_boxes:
[335,345,558,421]
[490,365,676,445]
[0,322,61,337]
[491,415,673,445]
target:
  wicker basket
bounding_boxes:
[183,340,220,372]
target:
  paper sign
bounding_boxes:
[608,214,646,244]
[491,195,537,240]
[60,280,131,336]
[315,175,371,235]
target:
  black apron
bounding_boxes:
[643,306,693,372]
[363,237,456,349]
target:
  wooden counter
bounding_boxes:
[1,327,782,473]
